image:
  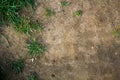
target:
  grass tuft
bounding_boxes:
[45,8,55,17]
[14,19,43,36]
[9,59,25,73]
[74,10,82,16]
[0,0,36,24]
[30,22,43,31]
[28,40,45,57]
[60,1,68,6]
[0,0,43,35]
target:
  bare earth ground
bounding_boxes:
[0,0,120,80]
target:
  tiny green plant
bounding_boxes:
[9,59,25,73]
[28,40,45,57]
[112,25,120,37]
[27,72,38,80]
[74,10,82,16]
[45,8,55,17]
[61,1,68,6]
[112,31,119,37]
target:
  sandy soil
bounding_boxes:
[0,0,120,80]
